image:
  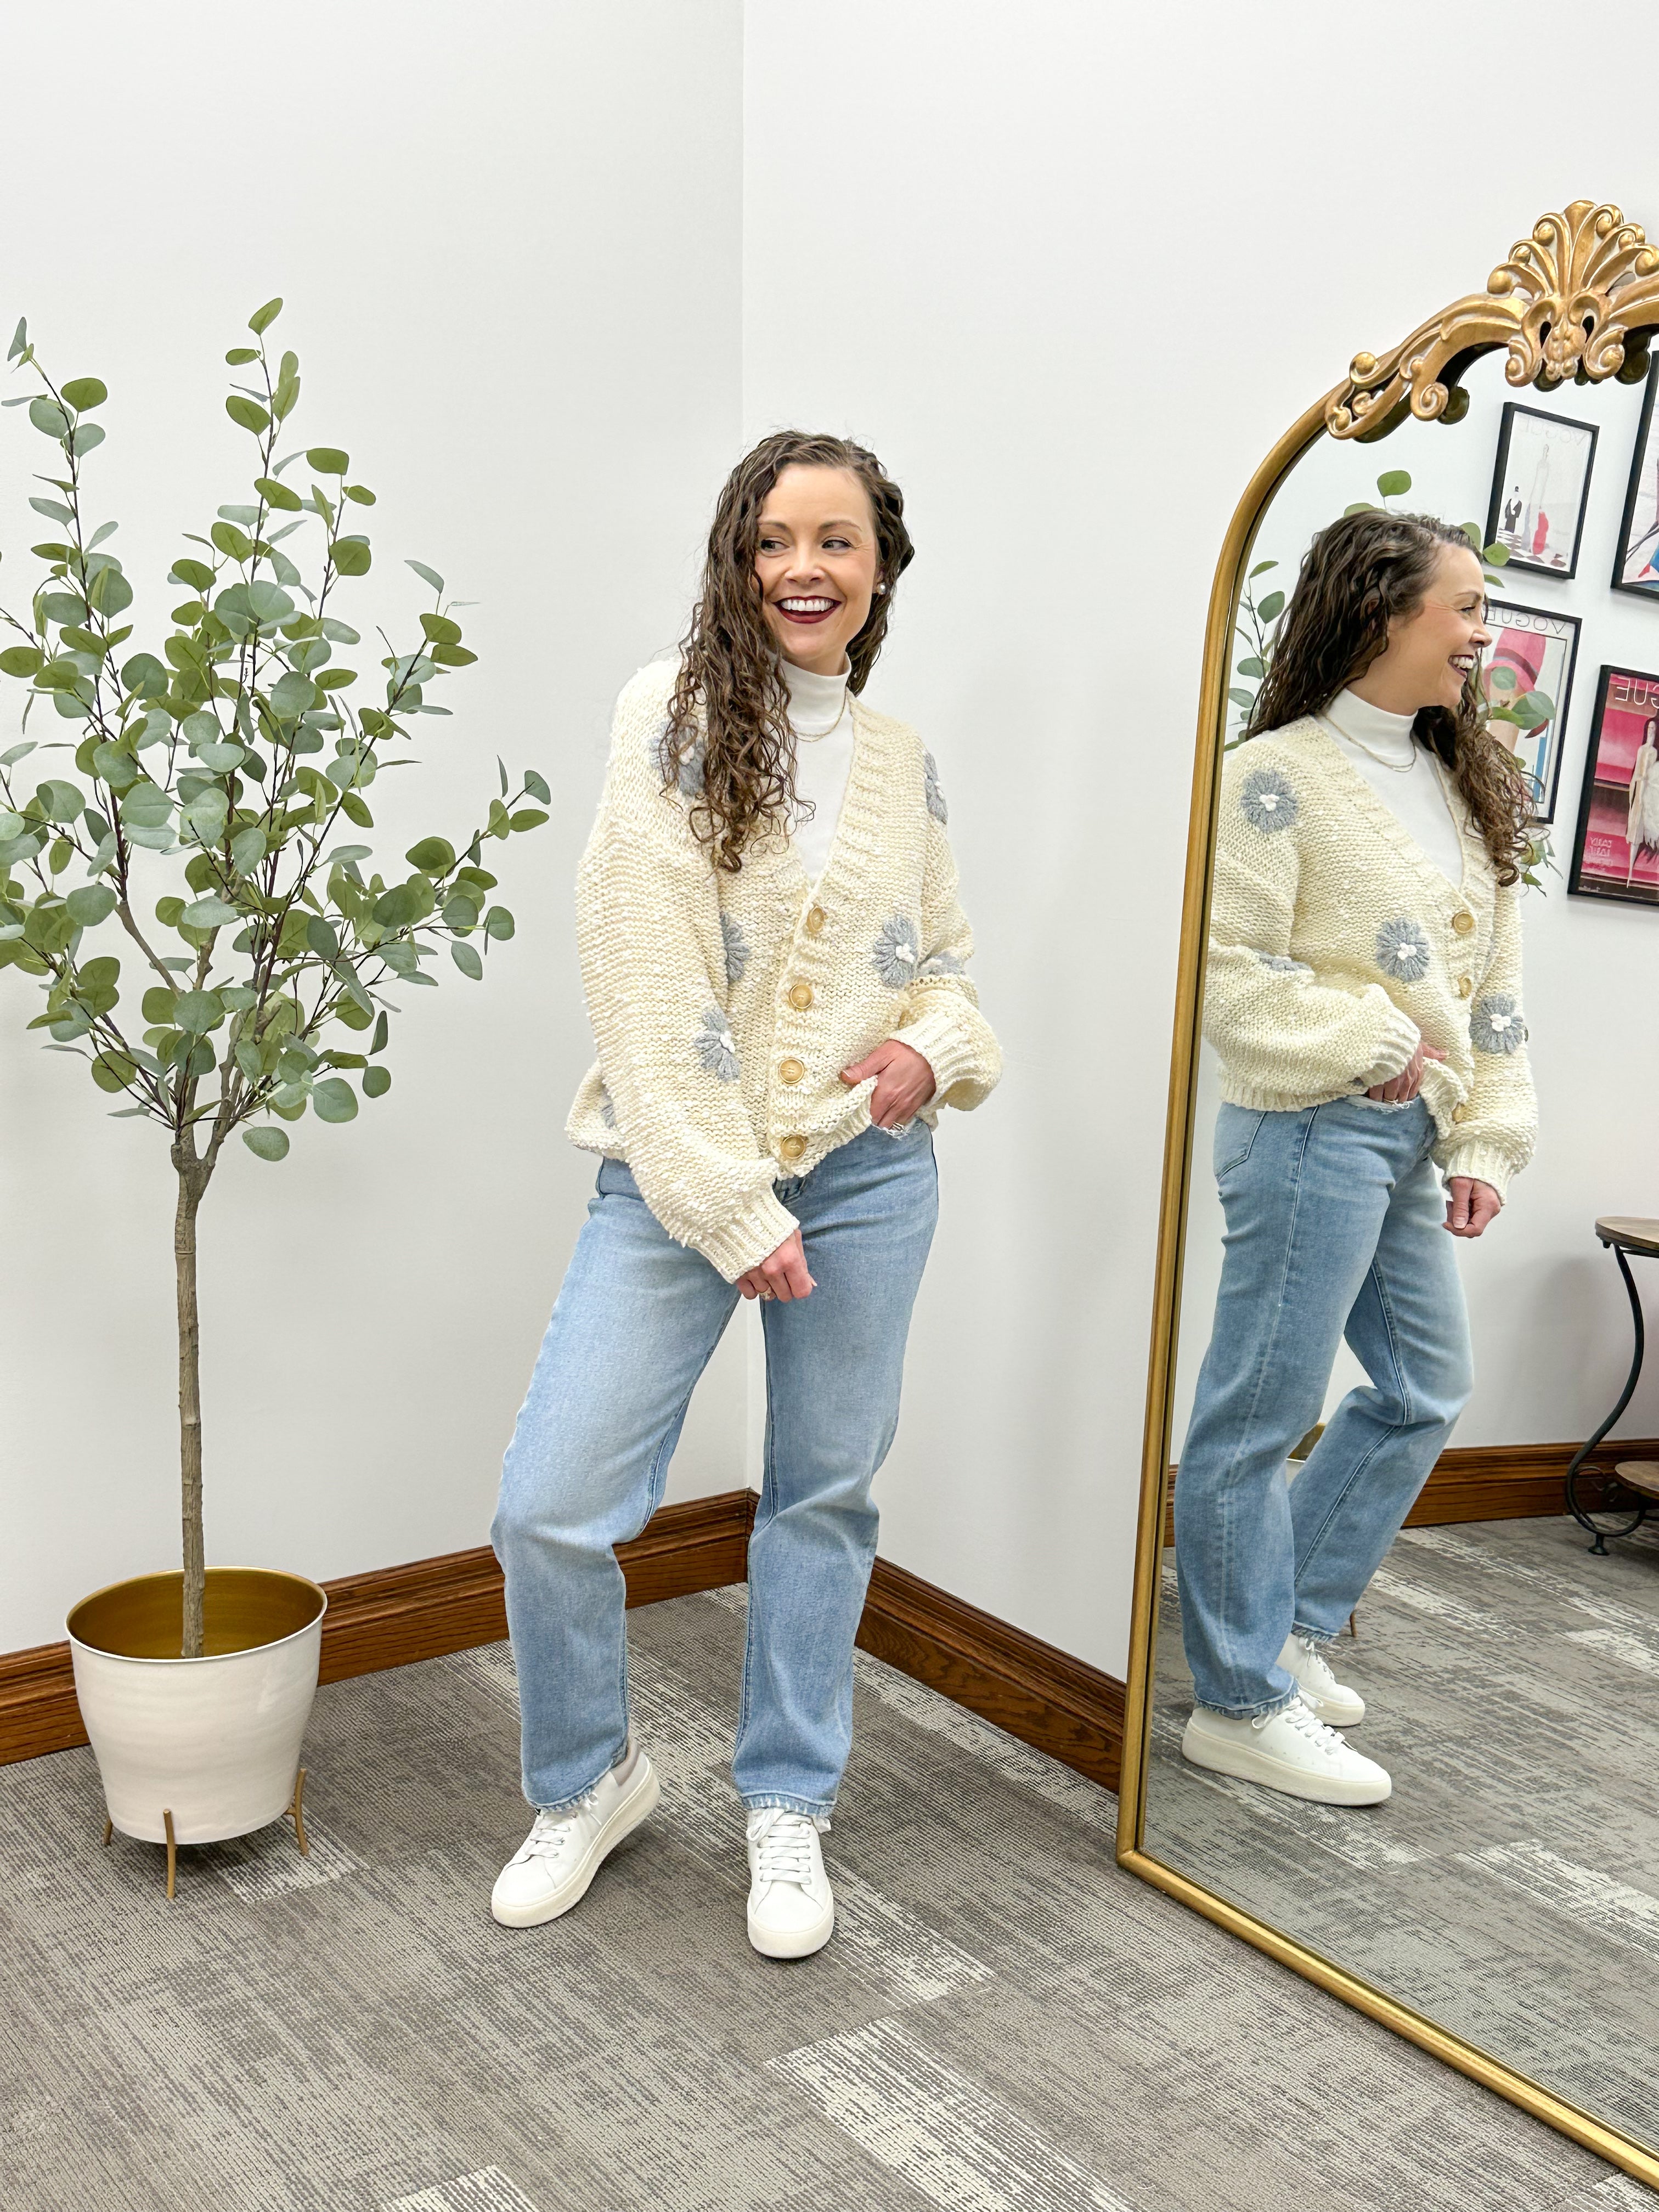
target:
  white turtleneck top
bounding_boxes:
[1316,686,1465,890]
[781,656,855,887]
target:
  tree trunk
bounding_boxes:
[173,1143,207,1660]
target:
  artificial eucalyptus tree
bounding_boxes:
[0,300,550,1657]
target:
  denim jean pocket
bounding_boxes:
[1213,1107,1268,1182]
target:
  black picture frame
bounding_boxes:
[1481,599,1581,823]
[1567,662,1659,907]
[1612,359,1659,601]
[1485,401,1599,582]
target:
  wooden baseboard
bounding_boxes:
[859,1556,1124,1790]
[0,1488,756,1771]
[9,1435,1609,1787]
[1162,1435,1658,1545]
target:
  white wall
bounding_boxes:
[743,0,1659,1677]
[0,1,747,1651]
[7,0,1657,1679]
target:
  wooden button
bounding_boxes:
[1452,1103,1471,1122]
[779,1058,805,1084]
[1457,976,1473,998]
[787,981,814,1011]
[1452,911,1475,934]
[806,906,827,936]
[780,1134,806,1161]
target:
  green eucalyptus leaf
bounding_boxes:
[247,297,283,335]
[452,939,483,979]
[65,883,116,927]
[70,423,104,458]
[256,476,302,512]
[29,496,75,527]
[225,347,258,366]
[29,398,70,439]
[0,645,43,678]
[331,535,371,578]
[405,560,444,594]
[406,836,455,874]
[168,558,215,595]
[182,895,239,929]
[311,1075,358,1123]
[1257,591,1285,623]
[173,989,225,1033]
[61,377,108,412]
[244,1125,290,1160]
[483,905,515,940]
[509,809,548,833]
[211,520,255,561]
[1376,470,1412,498]
[306,446,348,474]
[523,769,551,804]
[362,1064,391,1097]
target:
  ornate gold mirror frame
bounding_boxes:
[1115,202,1659,2191]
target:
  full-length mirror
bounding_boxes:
[1120,203,1659,2190]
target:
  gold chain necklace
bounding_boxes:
[1319,707,1418,774]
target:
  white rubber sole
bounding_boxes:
[490,1759,661,1928]
[747,1891,835,1960]
[1292,1683,1366,1729]
[1181,1717,1391,1806]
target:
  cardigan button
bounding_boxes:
[788,981,814,1011]
[806,905,827,936]
[1452,911,1475,934]
[780,1134,807,1162]
[1452,1104,1471,1122]
[1457,975,1473,998]
[779,1058,805,1084]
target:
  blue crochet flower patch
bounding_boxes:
[693,1007,740,1082]
[923,750,949,825]
[647,722,705,798]
[720,911,750,988]
[1471,994,1524,1054]
[1239,765,1298,833]
[1255,950,1312,977]
[1375,915,1431,983]
[919,950,964,978]
[872,913,922,989]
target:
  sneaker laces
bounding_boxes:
[1252,1696,1344,1761]
[517,1790,598,1863]
[1293,1633,1339,1692]
[749,1809,820,1887]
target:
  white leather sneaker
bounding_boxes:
[490,1740,660,1927]
[1182,1697,1391,1805]
[745,1807,834,1959]
[1278,1632,1365,1726]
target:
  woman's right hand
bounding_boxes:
[1368,1038,1446,1103]
[737,1228,815,1303]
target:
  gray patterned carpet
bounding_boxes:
[1149,1514,1659,2167]
[2,1582,1650,2210]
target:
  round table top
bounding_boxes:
[1615,1462,1659,1497]
[1596,1216,1659,1255]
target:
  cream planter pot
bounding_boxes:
[67,1567,328,1846]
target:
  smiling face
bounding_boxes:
[1349,544,1493,716]
[754,465,881,676]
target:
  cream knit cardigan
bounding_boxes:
[1205,716,1536,1197]
[566,660,1002,1279]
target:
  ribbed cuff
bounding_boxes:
[890,996,980,1100]
[698,1185,800,1284]
[1357,1000,1423,1088]
[1435,1141,1517,1200]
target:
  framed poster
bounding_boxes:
[1479,601,1579,822]
[1612,361,1659,600]
[1568,663,1659,906]
[1486,403,1599,580]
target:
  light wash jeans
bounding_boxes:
[492,1121,939,1816]
[1174,1097,1474,1717]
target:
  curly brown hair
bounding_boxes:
[1244,508,1532,885]
[661,432,916,872]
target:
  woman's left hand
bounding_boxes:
[1444,1177,1502,1238]
[840,1039,936,1127]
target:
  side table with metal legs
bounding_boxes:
[1565,1217,1659,1555]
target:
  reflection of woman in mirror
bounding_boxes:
[1626,713,1659,884]
[489,435,1001,1954]
[1176,511,1535,1808]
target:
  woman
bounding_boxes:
[489,432,1001,1955]
[1177,510,1536,1808]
